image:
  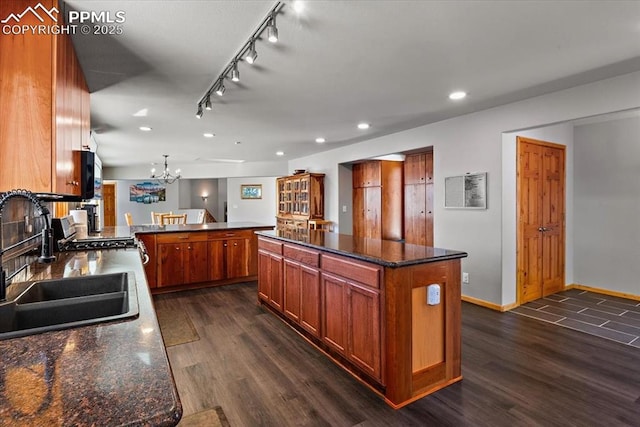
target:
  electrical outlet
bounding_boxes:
[462,272,469,284]
[342,205,347,213]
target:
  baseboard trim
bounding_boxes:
[565,283,640,302]
[461,295,518,312]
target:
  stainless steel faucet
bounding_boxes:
[0,189,56,301]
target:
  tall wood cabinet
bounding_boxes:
[0,0,90,195]
[403,151,434,246]
[276,173,325,230]
[352,160,403,241]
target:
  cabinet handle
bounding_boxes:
[187,246,192,250]
[233,243,238,246]
[175,247,180,250]
[224,243,228,247]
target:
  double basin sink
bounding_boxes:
[0,272,139,340]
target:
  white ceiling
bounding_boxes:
[65,0,640,172]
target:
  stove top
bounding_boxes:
[59,237,137,251]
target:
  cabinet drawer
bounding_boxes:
[283,244,320,267]
[258,237,283,255]
[156,232,208,243]
[208,230,253,240]
[321,254,381,289]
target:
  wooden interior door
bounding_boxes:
[517,137,565,304]
[102,183,116,227]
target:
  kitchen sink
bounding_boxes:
[0,272,139,340]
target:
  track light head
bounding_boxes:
[231,62,240,82]
[267,14,278,43]
[245,41,258,65]
[196,104,203,119]
[204,95,212,111]
[215,81,225,96]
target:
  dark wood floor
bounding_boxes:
[154,283,640,427]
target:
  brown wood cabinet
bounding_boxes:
[352,160,403,240]
[209,236,250,281]
[257,232,467,409]
[258,248,284,311]
[403,151,434,246]
[0,0,89,195]
[276,173,325,230]
[157,233,209,288]
[137,225,271,293]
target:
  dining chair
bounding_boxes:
[124,212,133,226]
[152,211,172,224]
[161,213,187,225]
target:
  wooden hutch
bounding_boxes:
[276,172,325,230]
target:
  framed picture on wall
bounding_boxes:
[241,184,262,199]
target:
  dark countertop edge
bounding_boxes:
[133,222,274,235]
[256,231,468,268]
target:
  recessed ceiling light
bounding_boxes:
[293,1,305,13]
[357,122,370,130]
[315,137,326,143]
[276,151,285,156]
[449,91,467,100]
[203,133,215,138]
[133,108,148,117]
[139,126,152,131]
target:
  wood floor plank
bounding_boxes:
[154,283,640,427]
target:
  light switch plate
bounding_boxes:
[427,284,440,305]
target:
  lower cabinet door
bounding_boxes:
[157,243,184,287]
[226,238,249,279]
[347,281,382,380]
[209,240,226,281]
[258,250,271,302]
[283,259,301,322]
[321,272,348,354]
[184,241,209,284]
[299,265,320,337]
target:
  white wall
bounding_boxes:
[226,176,277,225]
[188,179,219,219]
[288,71,640,306]
[573,116,640,296]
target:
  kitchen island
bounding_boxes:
[256,230,467,408]
[133,222,273,293]
[0,249,181,426]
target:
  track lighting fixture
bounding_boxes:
[267,13,278,43]
[231,62,240,82]
[246,40,258,64]
[215,79,225,96]
[196,1,284,118]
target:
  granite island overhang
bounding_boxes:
[255,229,468,408]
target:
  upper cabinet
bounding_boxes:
[0,0,90,195]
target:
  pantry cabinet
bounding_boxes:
[352,160,403,241]
[403,151,434,246]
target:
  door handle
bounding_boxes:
[538,227,549,232]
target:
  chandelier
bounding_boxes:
[150,155,181,184]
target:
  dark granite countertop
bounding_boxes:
[131,222,273,235]
[0,249,182,426]
[257,230,467,268]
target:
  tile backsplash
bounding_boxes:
[1,197,50,286]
